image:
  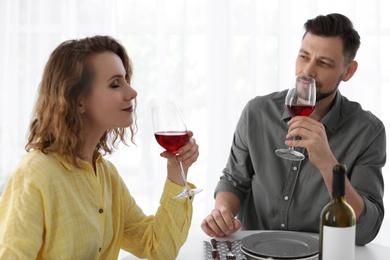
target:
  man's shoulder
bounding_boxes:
[247,90,286,108]
[340,95,383,125]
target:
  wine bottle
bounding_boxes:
[319,164,356,260]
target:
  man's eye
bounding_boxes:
[300,55,309,60]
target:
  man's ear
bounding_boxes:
[342,61,358,82]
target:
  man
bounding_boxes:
[201,13,385,246]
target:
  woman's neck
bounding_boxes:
[82,129,103,172]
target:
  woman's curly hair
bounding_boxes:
[26,35,137,167]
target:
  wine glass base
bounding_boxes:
[173,188,203,199]
[275,148,305,161]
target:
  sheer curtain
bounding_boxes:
[1,0,389,228]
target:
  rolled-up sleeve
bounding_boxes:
[215,101,254,204]
[121,179,194,259]
[350,122,386,245]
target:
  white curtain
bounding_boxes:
[1,0,389,228]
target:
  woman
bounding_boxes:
[0,35,199,259]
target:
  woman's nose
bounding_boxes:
[126,84,137,100]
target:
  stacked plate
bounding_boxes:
[240,231,319,259]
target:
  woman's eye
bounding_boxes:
[111,80,120,88]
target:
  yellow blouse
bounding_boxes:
[0,150,194,259]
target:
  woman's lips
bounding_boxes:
[122,106,133,113]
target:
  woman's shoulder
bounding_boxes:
[8,151,61,187]
[18,150,58,169]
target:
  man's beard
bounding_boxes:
[316,89,337,102]
[315,75,343,102]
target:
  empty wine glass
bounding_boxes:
[151,102,202,199]
[275,76,316,161]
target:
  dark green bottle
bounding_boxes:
[319,164,356,260]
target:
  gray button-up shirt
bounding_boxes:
[215,90,386,246]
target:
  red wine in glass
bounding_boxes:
[154,131,189,155]
[151,102,202,199]
[286,104,315,117]
[275,76,316,161]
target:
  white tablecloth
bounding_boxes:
[119,218,390,259]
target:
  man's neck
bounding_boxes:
[310,92,337,121]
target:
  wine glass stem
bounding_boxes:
[289,136,298,150]
[176,156,190,191]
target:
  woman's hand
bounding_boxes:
[161,130,199,185]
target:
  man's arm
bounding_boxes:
[201,191,242,237]
[286,116,364,219]
[287,115,385,245]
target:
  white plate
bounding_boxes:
[241,245,318,260]
[240,231,319,259]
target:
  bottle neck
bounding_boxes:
[331,195,346,203]
[332,166,346,198]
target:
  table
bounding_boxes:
[120,222,390,259]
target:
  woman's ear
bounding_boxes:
[342,61,358,82]
[78,100,86,114]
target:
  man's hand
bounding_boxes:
[201,192,242,237]
[285,116,338,172]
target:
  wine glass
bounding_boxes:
[275,75,316,161]
[151,101,202,199]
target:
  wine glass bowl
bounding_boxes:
[151,102,202,199]
[275,76,316,161]
[154,131,188,155]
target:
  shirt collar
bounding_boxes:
[318,90,341,134]
[52,151,103,171]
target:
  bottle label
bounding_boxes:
[322,225,355,260]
